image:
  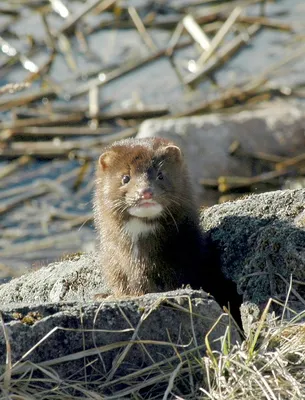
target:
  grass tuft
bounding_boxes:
[1,301,305,399]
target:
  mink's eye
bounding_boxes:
[157,171,164,180]
[122,175,130,185]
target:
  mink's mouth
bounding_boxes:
[128,199,163,218]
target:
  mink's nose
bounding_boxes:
[139,188,153,200]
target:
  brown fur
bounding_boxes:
[94,137,242,326]
[94,137,206,296]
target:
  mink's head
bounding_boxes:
[95,137,195,225]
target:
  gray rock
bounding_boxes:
[1,188,304,373]
[0,253,110,304]
[0,188,304,315]
[0,289,237,395]
[137,104,305,204]
[201,188,305,312]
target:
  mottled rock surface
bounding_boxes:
[0,289,236,394]
[201,188,305,318]
[138,104,305,204]
[0,253,110,304]
[1,188,304,312]
[0,188,304,369]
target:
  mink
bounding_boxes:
[94,137,242,321]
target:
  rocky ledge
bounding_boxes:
[0,188,304,392]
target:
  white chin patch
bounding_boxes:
[124,218,157,242]
[128,203,163,219]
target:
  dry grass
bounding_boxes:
[0,304,305,399]
[201,314,305,399]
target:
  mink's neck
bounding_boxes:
[103,209,200,258]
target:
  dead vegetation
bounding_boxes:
[0,298,305,399]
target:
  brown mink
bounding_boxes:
[94,137,241,318]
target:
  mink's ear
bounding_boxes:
[98,150,115,171]
[163,145,182,162]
